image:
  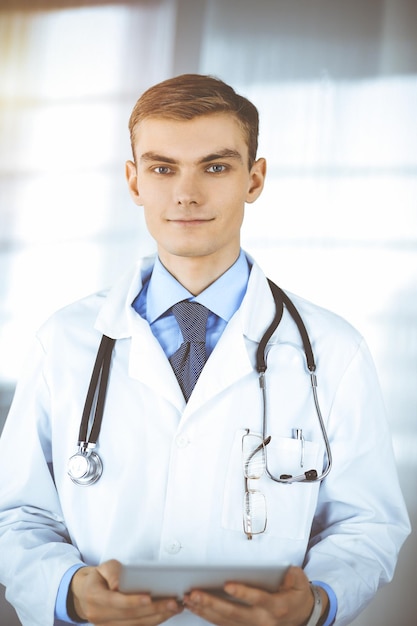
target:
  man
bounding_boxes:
[0,74,410,626]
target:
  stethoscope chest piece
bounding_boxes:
[68,448,103,486]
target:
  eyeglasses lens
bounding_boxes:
[242,433,267,538]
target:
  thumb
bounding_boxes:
[280,566,308,592]
[97,559,123,591]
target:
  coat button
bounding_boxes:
[165,540,182,554]
[175,435,190,448]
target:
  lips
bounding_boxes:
[168,218,214,224]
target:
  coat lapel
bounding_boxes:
[128,320,186,412]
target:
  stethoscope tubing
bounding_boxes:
[258,281,332,483]
[78,335,115,448]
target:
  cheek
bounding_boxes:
[137,175,170,203]
[137,184,157,206]
[142,208,159,236]
[221,196,246,229]
[139,187,169,225]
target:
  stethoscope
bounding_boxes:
[67,279,332,486]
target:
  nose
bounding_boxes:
[174,171,201,206]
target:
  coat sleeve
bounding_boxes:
[0,335,85,626]
[303,338,411,625]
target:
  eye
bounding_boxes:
[206,164,227,174]
[153,166,172,175]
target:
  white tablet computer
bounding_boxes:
[119,562,288,600]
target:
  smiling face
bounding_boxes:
[126,113,266,279]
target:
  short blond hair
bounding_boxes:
[128,74,259,169]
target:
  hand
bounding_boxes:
[70,559,183,625]
[183,566,328,626]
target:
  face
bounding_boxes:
[126,113,266,271]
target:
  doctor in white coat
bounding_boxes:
[0,75,410,626]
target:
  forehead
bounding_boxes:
[133,113,249,160]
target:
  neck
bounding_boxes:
[158,248,241,295]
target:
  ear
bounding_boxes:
[246,157,267,204]
[125,160,143,206]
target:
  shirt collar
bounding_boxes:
[146,250,251,323]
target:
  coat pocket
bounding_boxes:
[221,429,321,541]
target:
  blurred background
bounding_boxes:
[0,0,416,623]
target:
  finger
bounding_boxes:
[184,589,257,626]
[149,597,184,622]
[82,589,151,623]
[85,593,182,625]
[110,597,184,626]
[223,583,289,622]
[92,599,183,626]
[223,583,277,609]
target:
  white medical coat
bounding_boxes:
[0,256,410,626]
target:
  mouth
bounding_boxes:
[168,218,214,225]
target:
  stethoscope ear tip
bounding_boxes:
[278,469,318,483]
[305,469,318,480]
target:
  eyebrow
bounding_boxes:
[139,148,243,165]
[199,149,243,164]
[140,152,177,164]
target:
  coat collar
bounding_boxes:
[93,255,299,413]
[94,255,155,339]
[94,254,291,345]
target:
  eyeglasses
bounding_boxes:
[242,430,271,540]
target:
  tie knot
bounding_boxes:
[171,300,209,343]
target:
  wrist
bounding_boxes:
[316,586,330,626]
[311,580,336,626]
[69,566,91,623]
[304,584,328,626]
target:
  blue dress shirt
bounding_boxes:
[131,250,251,359]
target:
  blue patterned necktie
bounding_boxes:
[169,300,209,401]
